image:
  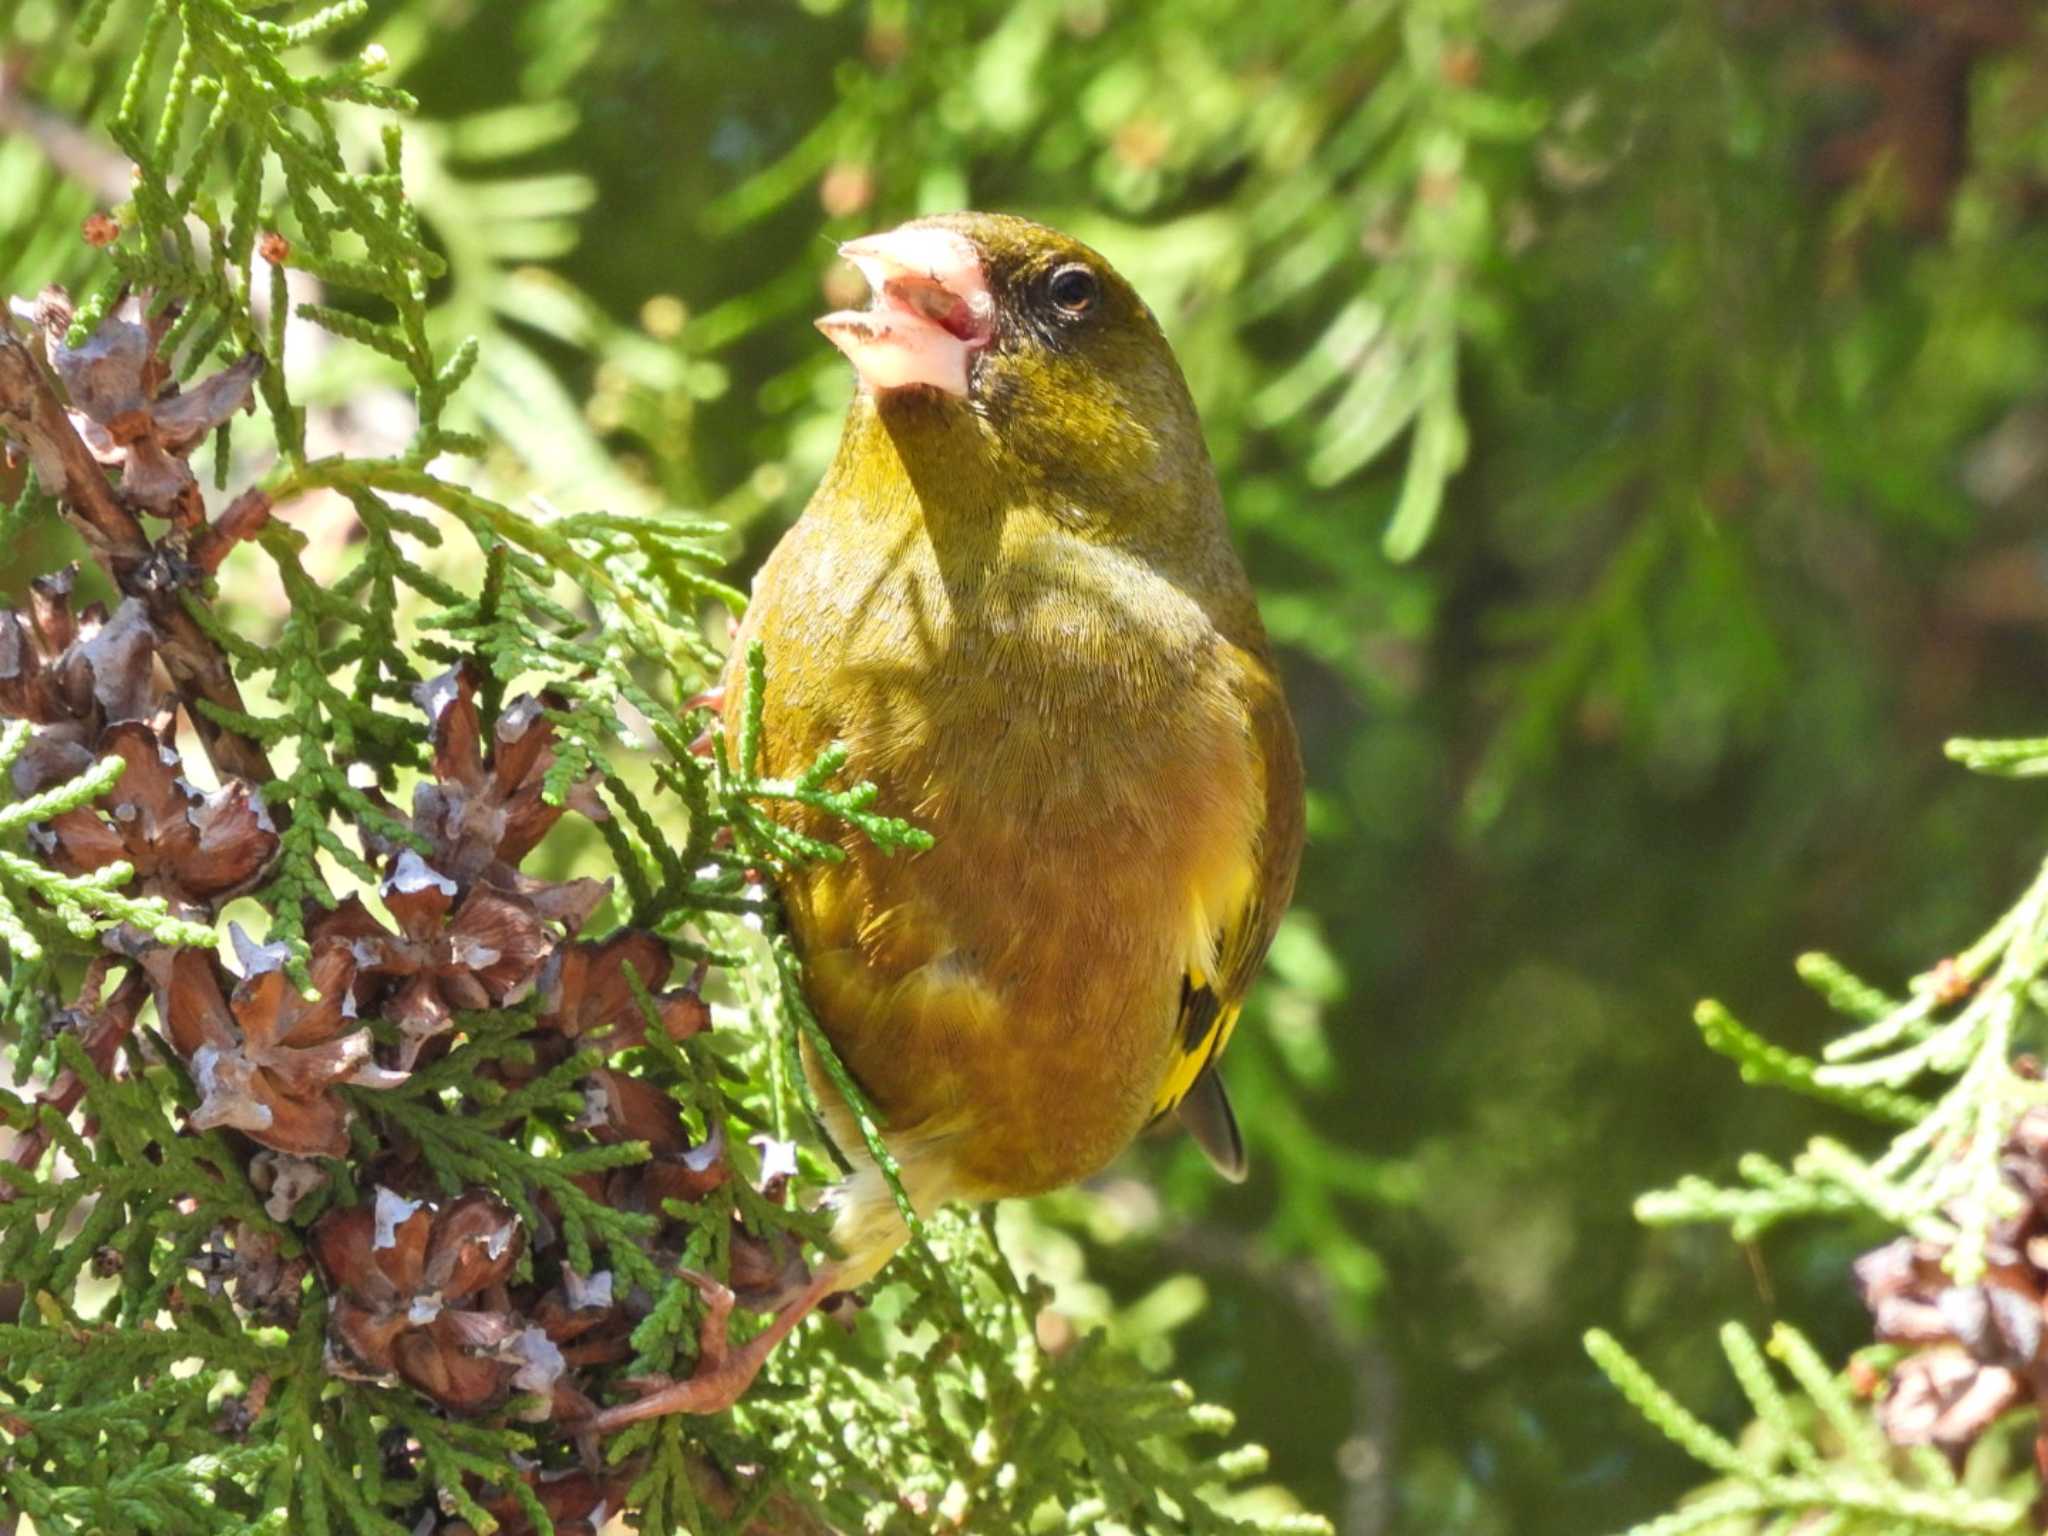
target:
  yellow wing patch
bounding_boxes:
[1150,969,1243,1117]
[1148,686,1277,1122]
[1151,864,1269,1121]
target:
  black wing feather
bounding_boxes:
[1175,1065,1247,1183]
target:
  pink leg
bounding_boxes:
[578,1263,841,1432]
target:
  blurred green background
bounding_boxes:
[7,0,2048,1530]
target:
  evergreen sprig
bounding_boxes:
[1588,1325,2025,1536]
[1636,841,2048,1275]
[0,724,217,959]
[0,3,1329,1532]
[1596,729,2048,1533]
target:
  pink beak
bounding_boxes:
[817,225,994,398]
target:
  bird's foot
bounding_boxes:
[577,1264,839,1434]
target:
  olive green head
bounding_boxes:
[818,211,1219,548]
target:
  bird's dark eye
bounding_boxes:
[1048,264,1099,317]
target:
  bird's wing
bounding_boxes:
[1150,647,1305,1180]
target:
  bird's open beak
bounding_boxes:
[817,225,993,399]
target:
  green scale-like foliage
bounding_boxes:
[1586,734,2048,1535]
[0,4,1328,1533]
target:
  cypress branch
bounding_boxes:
[0,3,1327,1530]
[1602,750,2048,1531]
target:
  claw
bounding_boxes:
[684,1267,736,1372]
[577,1263,841,1433]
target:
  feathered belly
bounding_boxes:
[781,702,1260,1198]
[732,511,1267,1197]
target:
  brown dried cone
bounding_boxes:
[34,720,278,915]
[248,1148,329,1223]
[1855,1105,2048,1466]
[730,1134,817,1312]
[12,287,262,524]
[145,932,407,1158]
[529,1266,634,1375]
[0,567,166,795]
[572,1066,728,1217]
[536,929,710,1054]
[407,664,608,910]
[438,1455,838,1536]
[314,1188,564,1416]
[511,1265,637,1425]
[0,960,147,1181]
[570,1074,808,1307]
[312,855,557,1066]
[446,1457,835,1536]
[726,1216,813,1314]
[460,1463,642,1536]
[225,1223,310,1327]
[280,661,616,1064]
[2,302,275,791]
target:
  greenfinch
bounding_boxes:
[586,212,1302,1429]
